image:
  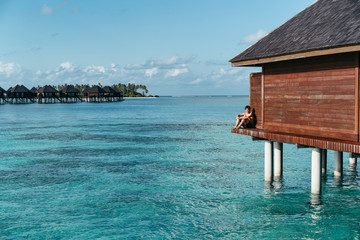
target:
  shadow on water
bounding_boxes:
[347,164,359,187]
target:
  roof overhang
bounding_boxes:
[231,44,360,67]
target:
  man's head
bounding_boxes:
[245,105,251,112]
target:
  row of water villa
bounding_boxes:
[0,84,123,104]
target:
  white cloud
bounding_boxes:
[125,55,193,70]
[0,62,22,77]
[189,78,203,85]
[0,56,258,95]
[165,68,188,78]
[241,29,268,44]
[59,62,75,71]
[41,4,54,15]
[145,68,158,77]
[83,65,106,74]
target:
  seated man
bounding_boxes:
[234,105,254,129]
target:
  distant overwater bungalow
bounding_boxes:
[29,87,38,99]
[82,85,123,103]
[37,85,59,104]
[59,85,81,103]
[0,87,5,104]
[103,86,123,102]
[6,85,34,104]
[0,83,127,104]
[83,86,106,102]
[230,0,360,195]
[113,86,124,101]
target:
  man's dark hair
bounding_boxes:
[245,105,251,110]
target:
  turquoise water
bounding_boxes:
[0,97,359,239]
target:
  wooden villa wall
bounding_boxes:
[259,52,359,142]
[249,72,263,128]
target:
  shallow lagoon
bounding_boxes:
[0,97,359,239]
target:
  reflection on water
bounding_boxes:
[310,194,322,206]
[334,176,343,186]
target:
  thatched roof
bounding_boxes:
[230,0,360,64]
[112,86,123,94]
[83,86,105,93]
[0,87,5,93]
[37,85,57,93]
[103,86,116,94]
[61,85,79,93]
[8,85,30,93]
[30,87,38,93]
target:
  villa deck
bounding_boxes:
[231,128,360,154]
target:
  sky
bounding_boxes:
[0,0,315,96]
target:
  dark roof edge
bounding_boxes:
[229,0,319,63]
[230,43,360,67]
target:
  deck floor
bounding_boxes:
[231,127,360,154]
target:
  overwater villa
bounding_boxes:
[29,87,38,99]
[37,85,58,104]
[59,85,81,103]
[83,86,106,102]
[7,85,34,104]
[103,86,123,102]
[0,84,128,105]
[230,0,360,194]
[0,87,5,104]
[113,86,124,101]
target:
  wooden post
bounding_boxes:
[311,148,322,195]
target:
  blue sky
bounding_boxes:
[0,0,315,95]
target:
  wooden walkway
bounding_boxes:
[231,128,360,154]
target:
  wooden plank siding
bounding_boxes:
[261,52,358,142]
[355,52,359,141]
[249,72,263,128]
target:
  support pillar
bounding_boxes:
[349,153,357,166]
[274,142,283,178]
[350,157,357,165]
[321,149,327,176]
[311,148,322,195]
[264,140,273,182]
[334,151,343,177]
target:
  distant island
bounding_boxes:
[54,83,159,98]
[0,83,158,104]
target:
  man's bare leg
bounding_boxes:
[234,117,241,128]
[236,119,246,129]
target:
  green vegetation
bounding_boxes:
[43,83,158,97]
[112,83,149,97]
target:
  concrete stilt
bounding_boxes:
[274,142,283,178]
[349,153,357,166]
[334,151,343,177]
[311,148,322,195]
[264,140,273,182]
[321,149,327,175]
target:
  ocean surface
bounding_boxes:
[0,96,359,239]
